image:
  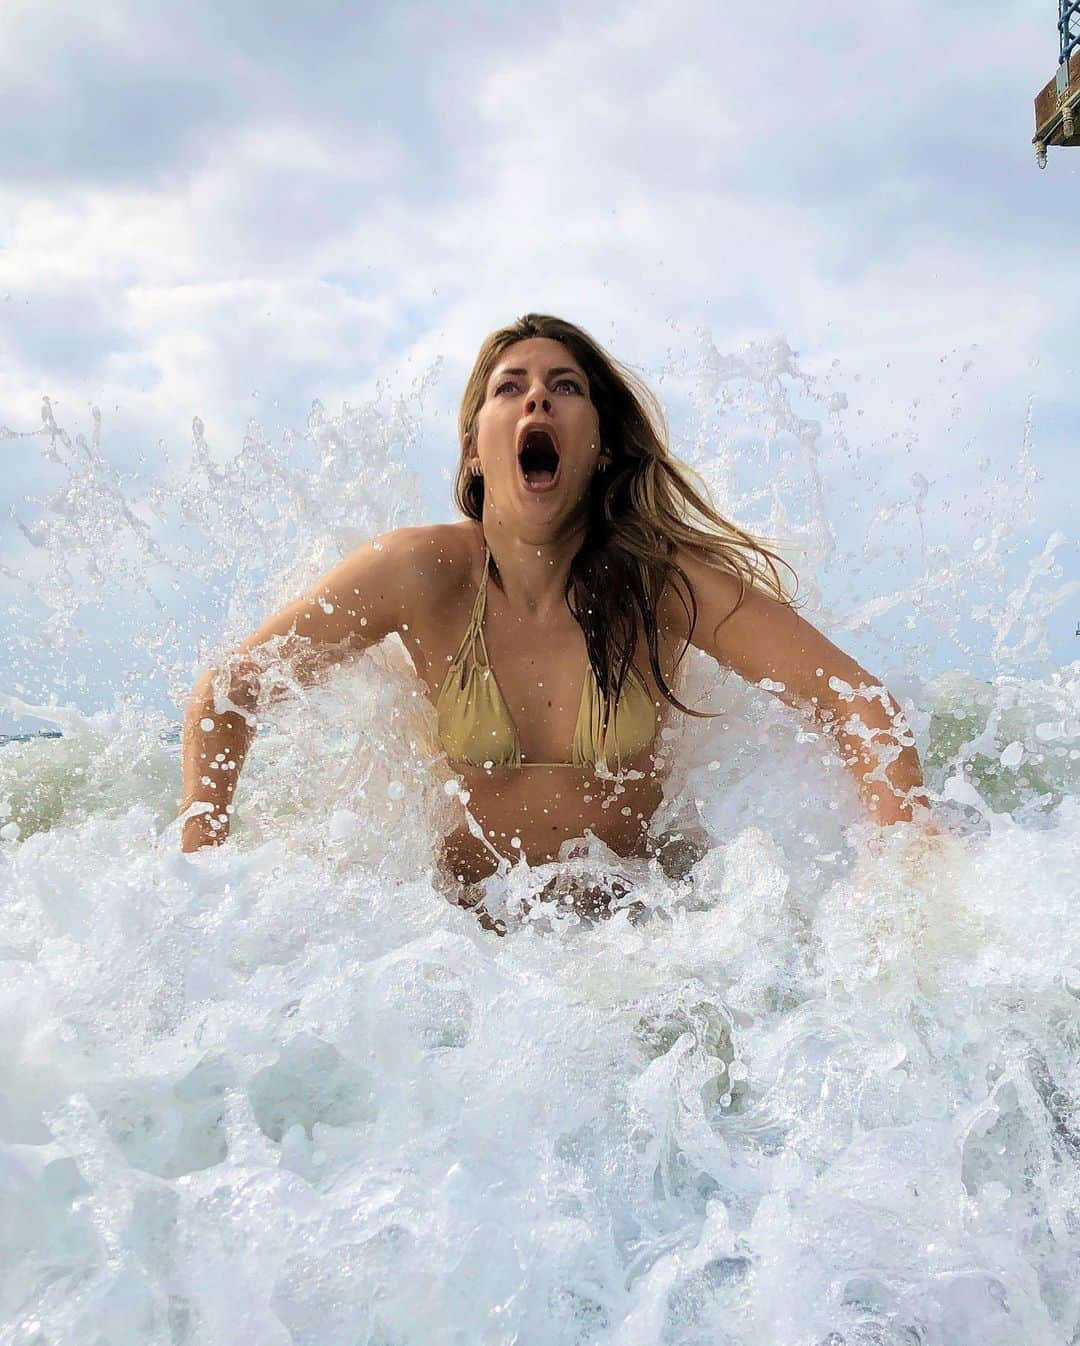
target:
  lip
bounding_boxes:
[515,421,562,495]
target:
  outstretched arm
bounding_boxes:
[672,550,931,826]
[180,528,429,852]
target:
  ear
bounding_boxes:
[598,444,613,471]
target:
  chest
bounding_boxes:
[479,611,596,762]
[404,589,592,746]
[408,573,677,766]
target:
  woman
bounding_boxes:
[180,314,931,928]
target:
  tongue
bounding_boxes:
[524,465,555,486]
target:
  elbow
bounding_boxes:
[192,653,262,718]
[816,672,909,739]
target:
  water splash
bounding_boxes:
[1,336,1078,1344]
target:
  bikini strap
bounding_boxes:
[472,545,492,667]
[451,543,492,669]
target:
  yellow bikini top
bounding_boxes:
[436,545,656,770]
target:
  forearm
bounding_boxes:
[818,684,930,825]
[180,666,258,847]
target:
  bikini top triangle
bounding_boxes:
[435,544,656,769]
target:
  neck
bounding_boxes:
[480,518,587,617]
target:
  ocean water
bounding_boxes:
[1,337,1078,1345]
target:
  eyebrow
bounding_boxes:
[490,365,586,383]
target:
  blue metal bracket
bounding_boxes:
[1061,0,1080,65]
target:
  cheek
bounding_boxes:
[476,404,512,445]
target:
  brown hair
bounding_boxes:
[455,313,795,723]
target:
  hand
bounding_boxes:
[180,805,230,853]
[858,814,960,882]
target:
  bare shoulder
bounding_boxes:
[658,545,745,646]
[230,522,483,664]
[364,521,480,608]
[663,542,810,673]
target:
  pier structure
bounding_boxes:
[1033,1,1080,165]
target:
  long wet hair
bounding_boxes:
[455,313,796,723]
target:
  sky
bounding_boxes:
[0,0,1077,732]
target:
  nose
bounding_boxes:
[524,381,552,415]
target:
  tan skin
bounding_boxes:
[181,338,932,928]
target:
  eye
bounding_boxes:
[492,377,583,397]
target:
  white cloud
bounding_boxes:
[0,0,1076,719]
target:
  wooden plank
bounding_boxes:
[1035,75,1060,131]
[1034,49,1080,145]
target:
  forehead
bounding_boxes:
[488,337,586,380]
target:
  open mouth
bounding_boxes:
[518,428,561,490]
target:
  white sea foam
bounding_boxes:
[0,338,1078,1344]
